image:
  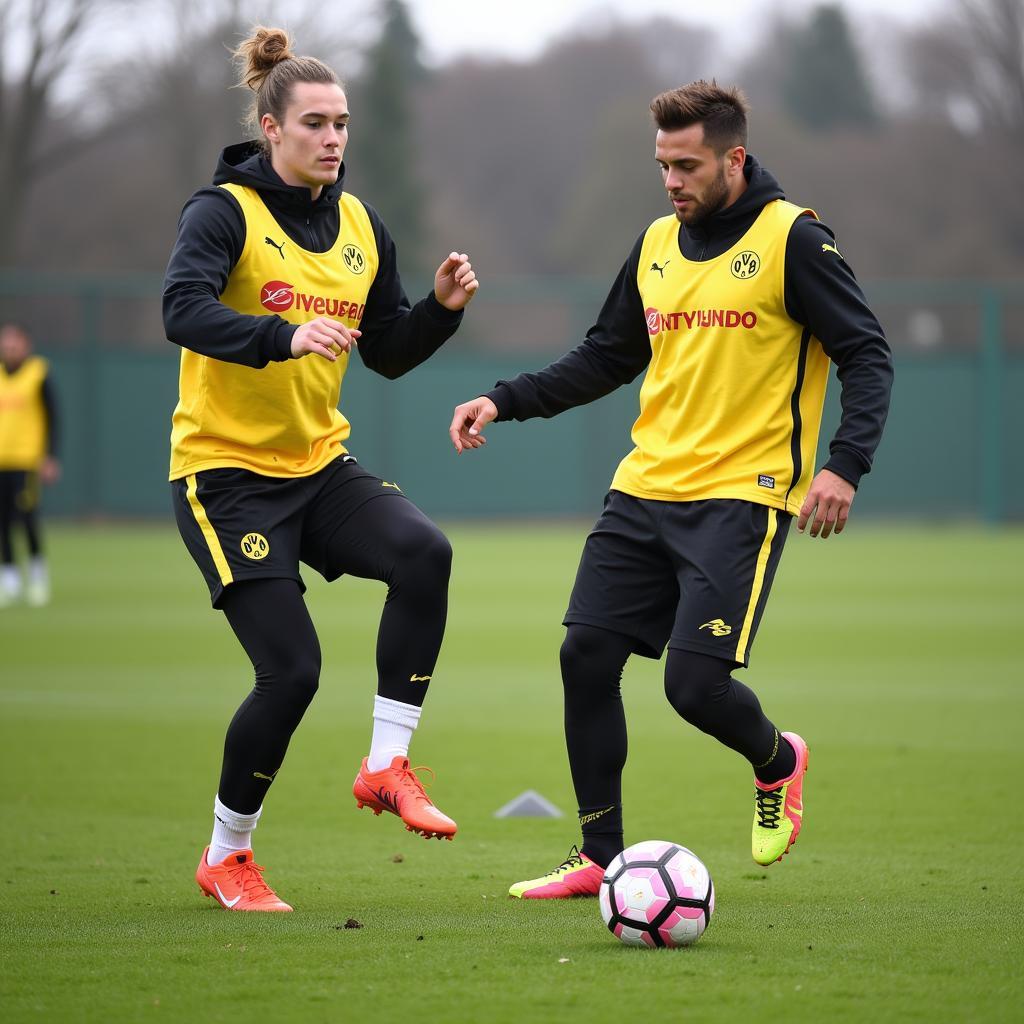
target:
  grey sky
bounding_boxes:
[17,0,947,117]
[403,0,946,65]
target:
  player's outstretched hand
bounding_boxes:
[291,317,360,361]
[798,468,855,539]
[449,396,497,454]
[435,252,479,311]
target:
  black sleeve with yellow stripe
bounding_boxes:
[783,216,893,488]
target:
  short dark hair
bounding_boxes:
[650,80,749,154]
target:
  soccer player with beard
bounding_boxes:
[164,26,478,911]
[450,81,892,897]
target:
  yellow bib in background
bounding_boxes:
[0,356,49,470]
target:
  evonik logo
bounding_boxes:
[645,307,758,336]
[261,280,294,311]
[260,279,365,320]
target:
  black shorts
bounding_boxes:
[171,455,409,607]
[0,470,40,517]
[564,491,791,666]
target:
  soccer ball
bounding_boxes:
[599,840,714,948]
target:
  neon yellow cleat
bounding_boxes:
[509,845,604,899]
[752,731,809,865]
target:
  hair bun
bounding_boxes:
[235,26,294,92]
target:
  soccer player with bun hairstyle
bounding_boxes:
[165,26,478,912]
[451,80,892,897]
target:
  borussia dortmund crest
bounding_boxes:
[241,533,269,560]
[731,251,760,280]
[342,244,366,275]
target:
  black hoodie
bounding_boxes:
[163,142,463,379]
[486,156,893,489]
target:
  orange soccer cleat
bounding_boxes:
[353,756,457,840]
[195,847,293,912]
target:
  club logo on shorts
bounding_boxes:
[699,618,733,637]
[731,251,760,279]
[260,280,294,311]
[342,244,366,275]
[241,533,270,560]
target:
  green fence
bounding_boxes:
[2,273,1021,521]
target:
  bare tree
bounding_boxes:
[907,0,1024,138]
[110,0,248,196]
[134,0,363,195]
[958,0,1024,135]
[0,0,112,263]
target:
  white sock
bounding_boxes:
[1,565,21,597]
[208,796,262,865]
[26,557,49,605]
[367,696,422,772]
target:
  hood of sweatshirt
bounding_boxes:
[678,154,787,261]
[209,141,346,252]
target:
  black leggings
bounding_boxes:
[0,471,42,564]
[217,497,452,813]
[561,624,779,812]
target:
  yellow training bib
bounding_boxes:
[0,356,49,470]
[170,186,379,480]
[611,200,831,514]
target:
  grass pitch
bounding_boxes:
[1,522,1022,1023]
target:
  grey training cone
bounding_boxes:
[494,790,564,818]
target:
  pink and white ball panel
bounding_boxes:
[665,848,713,904]
[662,903,710,946]
[606,866,671,922]
[599,840,714,949]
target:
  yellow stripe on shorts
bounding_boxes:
[734,509,779,664]
[185,474,234,587]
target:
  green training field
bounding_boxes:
[1,522,1021,1023]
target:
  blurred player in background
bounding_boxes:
[0,323,60,608]
[164,26,478,912]
[450,81,892,897]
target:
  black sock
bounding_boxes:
[753,730,797,785]
[560,625,635,871]
[579,804,623,868]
